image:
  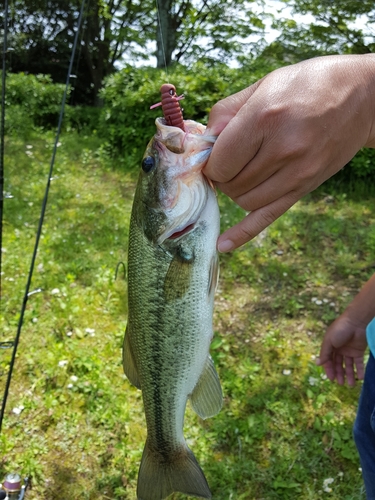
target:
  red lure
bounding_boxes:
[150,83,185,131]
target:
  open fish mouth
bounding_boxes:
[168,222,196,239]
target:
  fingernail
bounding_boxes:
[218,239,234,252]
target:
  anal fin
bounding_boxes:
[190,355,222,419]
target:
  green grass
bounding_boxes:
[1,131,374,499]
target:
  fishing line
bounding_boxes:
[0,0,9,305]
[0,0,86,434]
[70,0,90,106]
[155,0,168,76]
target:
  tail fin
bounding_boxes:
[137,439,212,500]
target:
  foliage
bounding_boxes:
[4,0,155,105]
[154,0,267,67]
[322,148,375,198]
[3,63,375,188]
[98,62,266,167]
[2,71,103,136]
[1,131,374,498]
[266,0,375,66]
[4,0,270,105]
[3,72,67,131]
[98,61,375,188]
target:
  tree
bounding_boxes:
[4,0,155,105]
[155,0,267,68]
[2,0,269,105]
[266,0,375,66]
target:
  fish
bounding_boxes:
[123,115,222,500]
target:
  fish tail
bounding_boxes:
[137,439,212,500]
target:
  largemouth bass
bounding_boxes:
[123,115,222,500]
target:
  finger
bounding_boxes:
[354,356,365,381]
[317,341,336,381]
[205,81,262,136]
[321,360,336,382]
[344,356,356,387]
[216,150,318,212]
[217,193,297,252]
[334,353,345,385]
[204,95,264,183]
[318,335,335,367]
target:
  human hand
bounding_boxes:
[204,54,375,252]
[316,314,368,387]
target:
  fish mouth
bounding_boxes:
[168,223,196,239]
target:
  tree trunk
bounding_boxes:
[156,0,175,68]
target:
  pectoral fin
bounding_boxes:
[190,355,222,419]
[164,247,194,301]
[122,326,141,389]
[208,254,219,299]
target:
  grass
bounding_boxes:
[1,130,374,499]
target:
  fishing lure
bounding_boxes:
[150,84,185,131]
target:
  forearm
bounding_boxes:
[343,273,375,327]
[358,53,375,148]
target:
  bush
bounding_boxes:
[2,72,100,137]
[98,62,265,169]
[322,148,375,198]
[64,105,102,133]
[3,72,68,129]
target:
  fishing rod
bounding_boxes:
[0,474,29,500]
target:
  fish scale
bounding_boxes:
[123,117,222,500]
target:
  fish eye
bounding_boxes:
[142,155,156,173]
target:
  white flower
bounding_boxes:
[323,478,334,492]
[315,300,323,305]
[309,377,318,386]
[12,405,25,415]
[283,369,291,376]
[58,360,68,367]
[70,375,78,382]
[51,288,60,295]
[67,383,74,389]
[66,331,73,337]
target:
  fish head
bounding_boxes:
[135,118,216,245]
